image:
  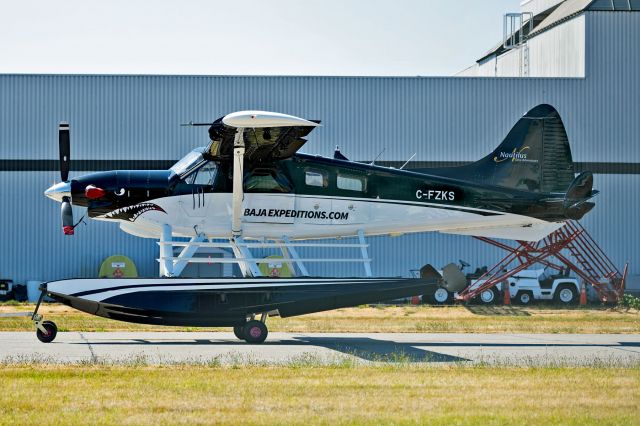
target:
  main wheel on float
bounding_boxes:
[36,320,58,343]
[243,320,268,344]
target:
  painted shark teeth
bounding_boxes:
[103,203,166,222]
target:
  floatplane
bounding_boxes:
[33,104,597,343]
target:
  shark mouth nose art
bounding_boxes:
[104,203,167,222]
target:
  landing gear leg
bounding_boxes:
[32,290,58,343]
[243,313,269,344]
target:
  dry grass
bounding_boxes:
[0,364,638,425]
[1,303,638,334]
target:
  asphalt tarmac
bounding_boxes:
[1,332,639,365]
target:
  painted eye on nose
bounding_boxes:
[115,188,125,196]
[85,185,106,199]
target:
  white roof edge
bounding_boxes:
[222,110,320,128]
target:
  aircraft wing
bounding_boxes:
[206,111,321,163]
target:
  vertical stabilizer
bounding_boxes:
[416,104,576,193]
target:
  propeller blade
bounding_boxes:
[61,196,74,235]
[59,122,70,182]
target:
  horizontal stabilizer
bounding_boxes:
[563,171,599,220]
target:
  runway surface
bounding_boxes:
[1,332,639,365]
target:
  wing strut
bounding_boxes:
[231,127,245,238]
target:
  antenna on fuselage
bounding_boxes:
[180,121,214,127]
[399,153,417,170]
[370,148,386,166]
[334,146,349,161]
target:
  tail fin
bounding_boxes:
[421,104,576,193]
[482,104,575,192]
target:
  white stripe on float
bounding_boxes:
[46,277,394,295]
[77,279,405,302]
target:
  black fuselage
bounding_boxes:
[69,153,570,223]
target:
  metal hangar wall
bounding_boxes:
[0,8,638,288]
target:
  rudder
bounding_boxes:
[416,104,576,194]
[479,104,575,192]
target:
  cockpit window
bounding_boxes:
[193,162,218,186]
[170,149,206,177]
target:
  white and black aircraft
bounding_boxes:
[33,104,597,343]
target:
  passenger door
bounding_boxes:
[332,171,370,224]
[294,168,333,225]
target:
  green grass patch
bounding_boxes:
[0,364,638,425]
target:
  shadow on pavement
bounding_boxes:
[77,336,468,362]
[292,337,468,362]
[73,335,640,362]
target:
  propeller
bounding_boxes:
[61,196,74,235]
[59,122,70,182]
[59,122,74,235]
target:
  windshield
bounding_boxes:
[170,148,206,177]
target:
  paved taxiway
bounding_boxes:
[1,332,639,365]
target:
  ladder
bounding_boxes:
[456,221,627,303]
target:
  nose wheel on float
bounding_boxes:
[35,318,58,343]
[31,289,58,343]
[233,312,270,344]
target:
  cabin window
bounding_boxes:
[245,169,291,193]
[305,169,327,187]
[337,174,365,192]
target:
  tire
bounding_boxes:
[516,291,534,306]
[430,287,451,305]
[554,285,577,305]
[36,321,57,343]
[233,325,245,340]
[479,288,499,305]
[243,320,268,344]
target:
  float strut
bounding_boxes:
[31,290,48,333]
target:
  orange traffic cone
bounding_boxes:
[503,282,511,305]
[579,283,587,306]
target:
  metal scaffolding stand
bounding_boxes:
[456,221,628,304]
[156,225,373,279]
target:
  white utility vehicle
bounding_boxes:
[422,263,581,306]
[469,267,581,305]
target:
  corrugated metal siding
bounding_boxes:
[496,47,523,76]
[528,14,585,76]
[585,11,640,161]
[4,73,637,162]
[466,14,586,77]
[0,11,638,285]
